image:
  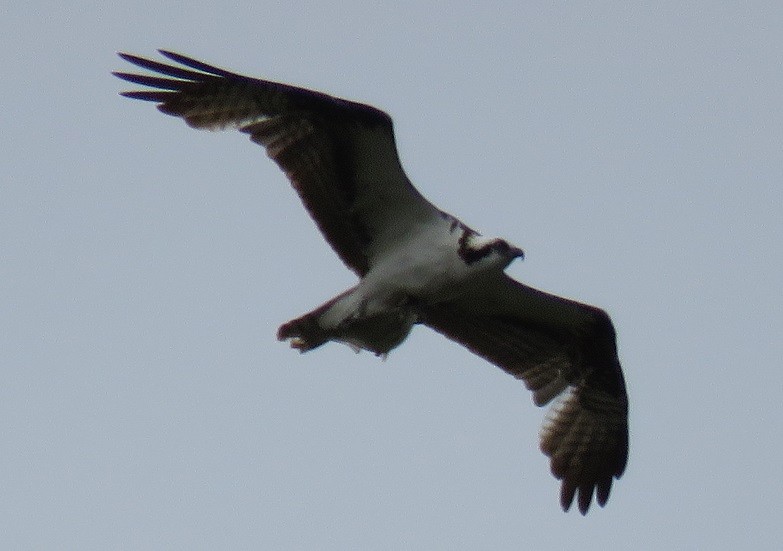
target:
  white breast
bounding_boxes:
[360,216,506,313]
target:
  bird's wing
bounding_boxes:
[421,274,628,514]
[114,50,443,276]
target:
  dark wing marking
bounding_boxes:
[114,50,441,275]
[421,274,628,514]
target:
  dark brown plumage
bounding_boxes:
[115,51,629,514]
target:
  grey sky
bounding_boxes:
[3,2,782,549]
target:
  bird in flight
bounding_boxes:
[114,50,628,514]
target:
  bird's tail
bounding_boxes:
[277,288,356,353]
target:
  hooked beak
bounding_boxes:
[510,246,525,261]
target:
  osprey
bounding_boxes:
[115,51,628,514]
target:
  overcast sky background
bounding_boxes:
[3,2,782,549]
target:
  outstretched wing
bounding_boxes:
[421,274,628,514]
[114,50,441,276]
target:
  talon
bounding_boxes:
[290,337,308,352]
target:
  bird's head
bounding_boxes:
[490,239,525,264]
[459,234,524,268]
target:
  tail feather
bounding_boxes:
[277,288,355,352]
[277,313,330,352]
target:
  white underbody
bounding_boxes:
[317,217,510,355]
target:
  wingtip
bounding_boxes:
[596,478,612,507]
[560,482,576,513]
[116,51,146,64]
[560,492,591,515]
[577,485,594,515]
[559,477,611,515]
[157,49,198,66]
